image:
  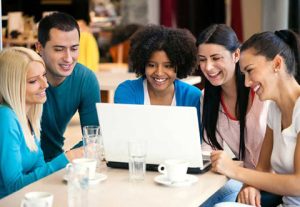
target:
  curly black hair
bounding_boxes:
[129,24,197,79]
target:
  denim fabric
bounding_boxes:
[201,179,243,207]
[260,191,282,207]
[200,179,283,207]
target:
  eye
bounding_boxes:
[212,57,222,61]
[245,68,253,74]
[146,62,156,68]
[54,47,63,52]
[28,80,37,84]
[198,57,206,63]
[164,64,174,69]
[71,46,79,51]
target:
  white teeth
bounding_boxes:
[154,78,166,82]
[208,72,219,77]
[61,64,70,69]
[253,84,260,92]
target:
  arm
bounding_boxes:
[255,126,273,172]
[211,127,300,196]
[236,127,273,206]
[78,71,101,127]
[0,112,68,195]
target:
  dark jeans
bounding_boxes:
[260,191,282,207]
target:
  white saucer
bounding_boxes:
[154,174,198,187]
[63,173,107,185]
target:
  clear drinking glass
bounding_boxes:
[66,163,89,207]
[82,126,104,167]
[128,140,147,182]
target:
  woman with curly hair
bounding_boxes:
[114,25,202,124]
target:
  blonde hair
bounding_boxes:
[0,47,45,151]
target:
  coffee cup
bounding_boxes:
[68,158,97,179]
[158,159,188,182]
[21,191,53,207]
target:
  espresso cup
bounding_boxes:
[21,191,53,207]
[69,158,97,179]
[158,159,188,182]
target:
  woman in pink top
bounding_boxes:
[197,24,280,207]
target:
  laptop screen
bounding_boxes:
[96,103,210,174]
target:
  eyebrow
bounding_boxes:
[198,54,222,58]
[147,61,172,64]
[27,72,47,80]
[53,44,80,48]
[242,64,254,72]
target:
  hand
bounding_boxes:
[237,185,261,207]
[210,150,238,177]
[65,147,84,162]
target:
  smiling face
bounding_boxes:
[239,48,277,101]
[198,43,239,86]
[145,50,176,94]
[36,28,79,86]
[26,61,48,111]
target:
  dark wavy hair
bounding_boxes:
[129,24,198,79]
[196,24,250,160]
[38,12,80,47]
[241,30,300,84]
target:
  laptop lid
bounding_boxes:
[96,103,210,174]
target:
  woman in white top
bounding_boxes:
[211,30,300,207]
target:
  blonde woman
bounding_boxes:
[0,47,81,198]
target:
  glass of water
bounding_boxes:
[128,140,147,182]
[82,125,104,168]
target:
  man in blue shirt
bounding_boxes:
[35,12,100,161]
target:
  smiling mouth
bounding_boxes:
[36,90,46,96]
[207,71,221,79]
[59,64,73,71]
[253,84,260,93]
[154,77,167,83]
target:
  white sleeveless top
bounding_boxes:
[269,98,300,206]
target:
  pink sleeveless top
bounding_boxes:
[202,94,269,169]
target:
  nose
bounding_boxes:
[63,49,72,62]
[154,64,164,75]
[40,77,49,89]
[244,74,252,87]
[202,60,213,72]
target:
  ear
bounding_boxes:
[35,42,43,54]
[273,54,283,72]
[233,48,240,63]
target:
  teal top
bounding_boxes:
[41,63,101,161]
[0,105,68,198]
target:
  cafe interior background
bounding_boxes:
[2,0,299,62]
[1,0,299,148]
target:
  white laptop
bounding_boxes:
[96,103,211,174]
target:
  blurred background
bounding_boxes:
[2,0,299,63]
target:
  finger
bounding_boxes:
[255,193,261,207]
[238,191,245,204]
[249,193,256,206]
[210,150,221,159]
[237,193,242,203]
